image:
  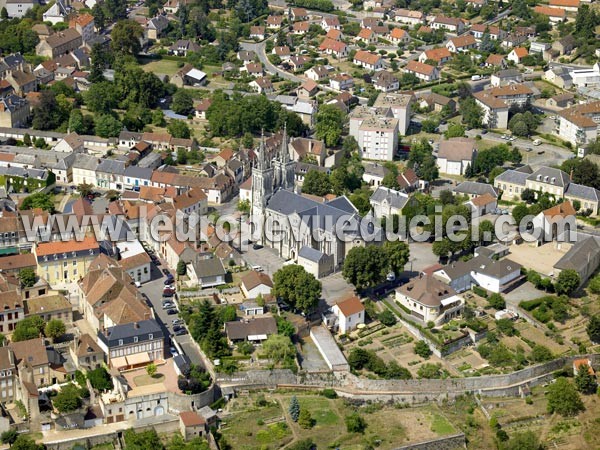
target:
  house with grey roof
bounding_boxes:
[124,166,152,190]
[97,319,164,369]
[362,162,390,188]
[370,186,411,219]
[72,153,100,186]
[495,165,600,215]
[434,253,523,294]
[453,181,498,199]
[188,257,226,288]
[554,234,600,285]
[96,159,127,190]
[298,245,335,279]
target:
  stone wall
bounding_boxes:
[393,433,466,450]
[216,355,599,400]
[168,384,216,413]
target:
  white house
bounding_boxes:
[240,271,273,299]
[436,137,476,176]
[353,50,384,71]
[396,275,464,325]
[465,193,497,218]
[331,295,365,334]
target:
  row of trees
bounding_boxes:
[12,315,66,342]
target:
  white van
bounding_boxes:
[471,75,481,81]
[532,139,542,146]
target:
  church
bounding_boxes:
[250,127,378,274]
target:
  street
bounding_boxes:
[137,257,206,369]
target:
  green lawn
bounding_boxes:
[430,413,456,435]
[140,58,181,76]
[221,404,292,450]
[297,396,340,426]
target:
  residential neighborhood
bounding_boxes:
[0,0,599,449]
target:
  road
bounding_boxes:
[240,40,303,83]
[137,256,206,369]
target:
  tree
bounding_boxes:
[546,377,584,416]
[554,269,580,295]
[345,413,366,433]
[172,89,194,115]
[84,82,118,113]
[19,268,36,288]
[95,114,123,138]
[111,20,144,56]
[302,170,332,196]
[32,90,66,131]
[414,340,432,359]
[45,319,66,342]
[378,310,397,326]
[445,123,465,138]
[167,120,192,139]
[315,104,345,147]
[272,265,322,313]
[432,239,452,261]
[68,109,93,135]
[287,439,314,450]
[487,293,505,310]
[177,260,187,276]
[298,408,313,429]
[460,97,483,128]
[342,246,387,289]
[504,431,543,450]
[530,344,553,362]
[574,364,598,394]
[417,363,444,379]
[87,367,113,391]
[146,362,158,377]
[289,396,300,422]
[11,436,44,450]
[512,204,529,224]
[77,183,95,198]
[53,383,83,412]
[263,334,295,362]
[123,429,162,450]
[587,314,600,343]
[0,7,8,19]
[1,430,18,446]
[12,316,46,342]
[383,240,410,275]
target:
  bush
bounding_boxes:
[487,293,505,310]
[345,413,366,433]
[413,340,432,359]
[378,309,397,327]
[473,286,488,298]
[320,389,338,399]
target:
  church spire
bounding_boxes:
[280,123,289,163]
[258,129,266,171]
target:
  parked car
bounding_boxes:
[163,290,174,297]
[173,325,183,332]
[253,243,263,250]
[162,302,174,309]
[162,269,171,277]
[174,328,188,336]
[172,318,183,326]
[166,309,177,315]
[170,347,178,356]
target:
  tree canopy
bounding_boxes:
[546,377,584,416]
[272,265,322,313]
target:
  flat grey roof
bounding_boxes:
[310,325,349,371]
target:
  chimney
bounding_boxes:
[134,322,140,329]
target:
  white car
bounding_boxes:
[170,347,179,357]
[509,136,516,141]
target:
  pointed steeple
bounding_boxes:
[280,123,289,163]
[258,129,266,171]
